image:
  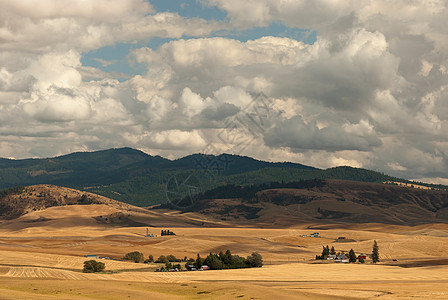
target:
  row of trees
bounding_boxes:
[122,250,263,270]
[194,250,263,270]
[161,229,175,236]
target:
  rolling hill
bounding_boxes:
[2,180,448,226]
[172,179,448,226]
[1,148,446,207]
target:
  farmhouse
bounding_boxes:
[335,254,348,263]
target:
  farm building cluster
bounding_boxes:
[301,232,320,237]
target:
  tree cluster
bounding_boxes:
[161,229,175,236]
[192,250,263,270]
[315,241,379,263]
[315,245,336,260]
[123,251,145,263]
[83,260,105,273]
[0,186,24,199]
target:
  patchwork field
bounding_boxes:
[1,205,448,299]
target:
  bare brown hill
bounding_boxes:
[193,179,448,226]
[0,185,143,220]
[0,185,229,229]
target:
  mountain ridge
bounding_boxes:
[1,147,445,207]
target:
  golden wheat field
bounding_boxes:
[1,204,448,299]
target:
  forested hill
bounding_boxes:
[1,148,445,207]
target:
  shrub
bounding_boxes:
[247,252,263,267]
[166,254,178,262]
[144,254,154,264]
[123,251,145,263]
[83,260,105,273]
[156,255,168,263]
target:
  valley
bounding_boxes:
[1,198,448,299]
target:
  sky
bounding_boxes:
[1,0,448,184]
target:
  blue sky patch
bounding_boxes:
[81,1,316,77]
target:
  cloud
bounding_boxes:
[264,116,381,152]
[1,0,448,183]
[143,129,207,151]
[0,0,226,54]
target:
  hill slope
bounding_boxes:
[1,148,446,207]
[185,179,448,226]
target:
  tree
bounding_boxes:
[166,254,177,262]
[123,251,144,263]
[204,253,224,270]
[144,254,154,264]
[83,260,105,273]
[247,252,263,267]
[195,253,204,268]
[372,240,379,263]
[222,249,232,265]
[330,246,336,255]
[156,255,168,263]
[348,249,357,263]
[317,245,330,260]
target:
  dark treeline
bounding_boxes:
[0,186,24,198]
[165,179,327,210]
[194,250,263,270]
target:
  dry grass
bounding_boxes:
[1,205,448,299]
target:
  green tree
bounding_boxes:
[83,260,105,273]
[318,245,330,259]
[372,240,379,263]
[348,249,357,263]
[144,254,154,264]
[330,246,336,255]
[123,251,144,263]
[204,253,224,270]
[247,252,263,267]
[222,249,232,265]
[195,253,204,268]
[166,254,177,262]
[156,255,168,263]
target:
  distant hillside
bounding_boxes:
[1,148,446,207]
[178,179,448,226]
[0,184,144,220]
[0,185,225,229]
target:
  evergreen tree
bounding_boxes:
[372,240,379,263]
[330,246,336,255]
[222,249,232,266]
[348,249,357,263]
[195,253,204,268]
[320,245,330,259]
